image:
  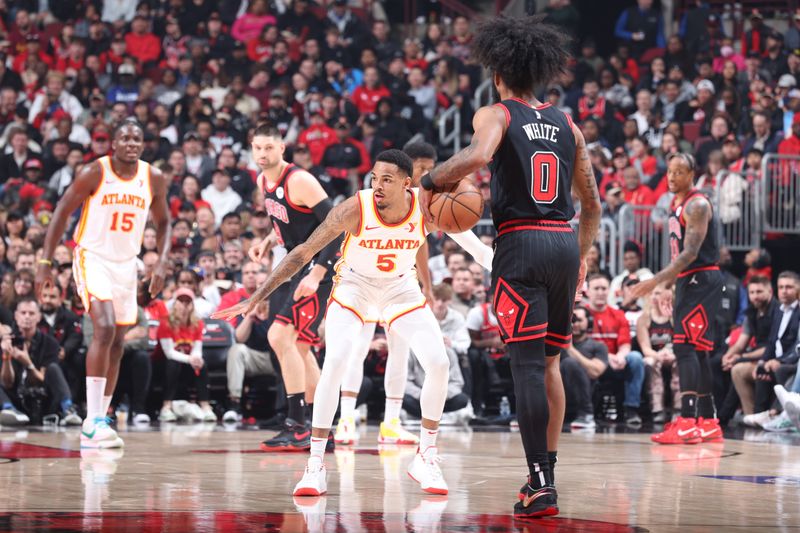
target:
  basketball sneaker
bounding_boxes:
[293,460,328,496]
[407,447,448,495]
[379,417,420,445]
[334,415,358,445]
[81,416,124,448]
[696,417,724,442]
[260,418,311,452]
[782,391,800,431]
[514,484,559,519]
[651,416,701,445]
[762,411,796,432]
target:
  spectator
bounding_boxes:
[124,15,161,68]
[695,114,732,169]
[609,241,654,307]
[37,281,83,402]
[29,71,83,126]
[351,66,391,115]
[0,127,38,181]
[201,170,242,226]
[404,283,471,423]
[0,297,81,426]
[586,273,646,425]
[742,10,774,57]
[168,268,216,319]
[562,305,608,429]
[636,282,676,422]
[231,0,277,44]
[157,287,215,423]
[449,267,475,318]
[613,0,665,57]
[734,272,800,425]
[744,112,782,155]
[322,118,365,198]
[778,114,800,156]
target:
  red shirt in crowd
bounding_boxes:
[624,184,656,206]
[125,31,162,65]
[298,123,337,165]
[589,305,631,354]
[351,84,391,115]
[157,318,204,353]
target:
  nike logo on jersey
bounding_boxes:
[364,225,381,231]
[677,428,697,437]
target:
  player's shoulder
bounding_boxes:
[684,192,712,216]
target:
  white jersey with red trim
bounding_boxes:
[337,188,428,278]
[73,156,153,262]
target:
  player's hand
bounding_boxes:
[627,277,658,305]
[211,298,257,321]
[575,259,587,303]
[418,184,434,224]
[35,263,55,299]
[294,273,320,301]
[148,261,168,298]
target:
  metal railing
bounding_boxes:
[473,78,493,112]
[713,169,762,251]
[761,154,800,235]
[438,105,461,153]
[617,204,671,273]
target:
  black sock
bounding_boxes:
[305,402,314,421]
[527,456,551,490]
[287,393,305,423]
[548,451,557,487]
[680,394,697,419]
[697,394,716,419]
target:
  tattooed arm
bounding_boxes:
[570,124,602,261]
[212,196,360,319]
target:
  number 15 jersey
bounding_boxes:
[488,99,577,227]
[337,188,428,278]
[73,156,153,262]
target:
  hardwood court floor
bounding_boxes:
[0,422,798,532]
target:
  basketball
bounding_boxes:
[429,179,484,233]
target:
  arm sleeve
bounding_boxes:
[311,198,343,269]
[159,338,191,364]
[447,230,493,271]
[614,10,632,40]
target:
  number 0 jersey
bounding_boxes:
[337,188,428,278]
[488,99,577,228]
[73,156,153,262]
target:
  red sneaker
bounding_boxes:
[696,417,724,442]
[651,417,702,445]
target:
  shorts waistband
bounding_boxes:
[677,265,720,278]
[497,219,573,236]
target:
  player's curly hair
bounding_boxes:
[472,15,571,94]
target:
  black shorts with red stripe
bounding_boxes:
[673,266,723,352]
[491,219,580,356]
[269,266,332,346]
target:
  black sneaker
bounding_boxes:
[260,418,310,452]
[625,407,642,427]
[514,483,559,519]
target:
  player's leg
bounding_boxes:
[296,341,320,419]
[262,321,308,449]
[294,303,365,496]
[695,271,724,441]
[388,306,449,495]
[379,331,419,445]
[336,321,375,445]
[103,325,130,418]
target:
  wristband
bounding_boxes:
[38,258,53,266]
[420,173,435,191]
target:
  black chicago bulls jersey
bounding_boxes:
[488,99,577,228]
[262,164,320,251]
[668,189,719,272]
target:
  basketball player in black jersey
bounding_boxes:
[630,153,724,444]
[240,124,341,451]
[418,16,602,518]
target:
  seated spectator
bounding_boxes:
[429,237,459,285]
[609,241,654,307]
[322,117,365,199]
[734,272,800,427]
[404,284,471,423]
[449,267,474,318]
[0,297,81,426]
[218,261,263,320]
[562,306,608,429]
[636,282,677,422]
[201,169,242,227]
[167,268,216,319]
[586,273,646,425]
[157,288,215,423]
[37,281,84,403]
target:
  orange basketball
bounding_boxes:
[429,178,484,233]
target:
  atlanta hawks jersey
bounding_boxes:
[73,156,153,262]
[337,188,428,278]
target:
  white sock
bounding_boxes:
[420,427,439,455]
[309,437,327,466]
[384,398,402,423]
[340,396,357,419]
[86,377,107,421]
[102,395,113,416]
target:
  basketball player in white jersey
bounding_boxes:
[36,120,170,448]
[334,142,492,446]
[214,150,452,496]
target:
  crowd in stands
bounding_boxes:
[0,0,798,435]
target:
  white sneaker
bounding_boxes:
[438,412,459,426]
[293,460,328,496]
[60,408,83,426]
[201,407,217,423]
[132,413,151,425]
[80,417,124,448]
[171,400,190,420]
[783,394,800,432]
[185,403,204,422]
[222,409,242,423]
[334,415,358,445]
[159,407,177,423]
[570,414,596,429]
[407,447,448,495]
[742,410,774,428]
[0,407,30,426]
[762,411,797,433]
[775,385,800,409]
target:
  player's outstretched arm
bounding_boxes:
[629,196,711,302]
[211,196,361,320]
[36,161,102,297]
[148,166,171,297]
[419,106,507,222]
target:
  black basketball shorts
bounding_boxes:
[269,265,332,346]
[673,266,723,352]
